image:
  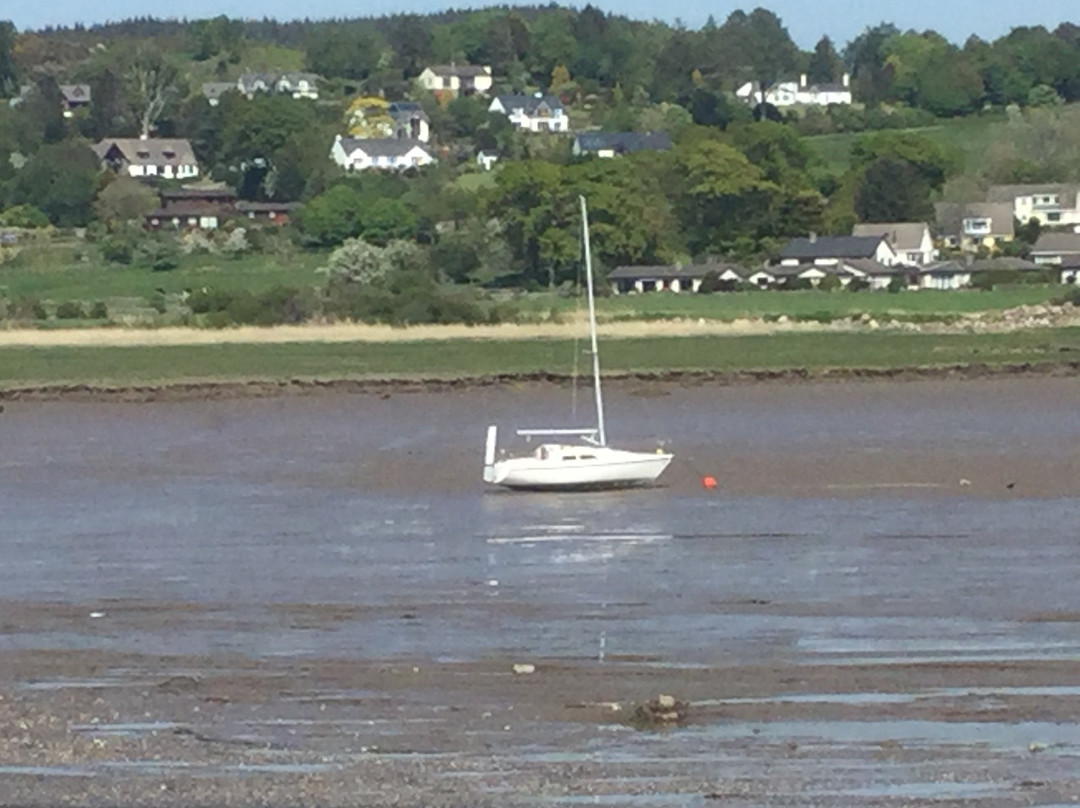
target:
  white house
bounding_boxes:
[852,222,937,266]
[736,73,852,107]
[921,257,1046,290]
[607,263,747,294]
[417,65,493,97]
[330,136,436,171]
[779,235,898,267]
[275,73,320,100]
[476,150,499,171]
[93,137,199,180]
[987,184,1080,231]
[488,94,568,133]
[1029,232,1080,283]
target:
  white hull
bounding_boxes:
[486,443,673,490]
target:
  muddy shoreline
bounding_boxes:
[4,359,1080,403]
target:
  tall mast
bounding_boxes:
[580,195,606,447]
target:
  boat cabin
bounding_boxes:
[535,444,599,462]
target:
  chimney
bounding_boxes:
[842,72,850,88]
[800,73,807,88]
[809,231,818,244]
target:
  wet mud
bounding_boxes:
[3,378,1080,805]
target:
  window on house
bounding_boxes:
[1048,212,1062,222]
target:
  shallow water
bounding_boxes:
[4,378,1080,805]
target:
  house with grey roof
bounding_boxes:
[1029,232,1080,283]
[920,256,1045,290]
[418,64,493,97]
[204,72,321,105]
[489,94,568,133]
[329,135,436,171]
[779,234,898,267]
[851,222,937,266]
[93,137,199,180]
[935,201,1015,252]
[59,84,91,117]
[987,184,1080,230]
[388,102,430,143]
[573,131,672,158]
[608,262,747,294]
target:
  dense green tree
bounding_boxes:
[192,15,245,66]
[386,15,433,77]
[0,21,17,98]
[850,130,951,189]
[9,141,100,227]
[298,185,363,246]
[24,77,67,144]
[845,23,900,105]
[807,35,843,83]
[304,26,388,82]
[94,177,159,225]
[358,198,417,246]
[854,157,934,222]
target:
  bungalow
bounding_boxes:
[274,73,320,100]
[202,82,237,106]
[236,200,302,226]
[851,222,937,266]
[779,234,898,267]
[736,73,852,107]
[489,94,568,133]
[388,102,431,143]
[1030,232,1080,283]
[987,184,1080,231]
[144,185,300,230]
[145,186,237,230]
[330,135,436,171]
[935,202,1015,252]
[572,131,672,158]
[93,137,199,180]
[607,263,746,294]
[920,257,1046,290]
[835,259,911,290]
[417,64,493,97]
[477,150,499,171]
[59,84,91,117]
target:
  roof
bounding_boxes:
[987,184,1079,207]
[160,187,237,201]
[389,103,429,122]
[277,72,320,85]
[337,137,432,158]
[851,222,929,251]
[492,93,563,114]
[238,72,275,92]
[59,84,91,104]
[236,201,302,213]
[935,202,1015,238]
[838,258,905,276]
[923,257,1042,274]
[780,235,887,260]
[1031,232,1080,255]
[608,263,746,280]
[93,138,198,166]
[575,131,672,154]
[202,82,236,100]
[426,64,491,78]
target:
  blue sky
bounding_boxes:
[7,0,1075,49]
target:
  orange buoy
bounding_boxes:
[702,476,718,490]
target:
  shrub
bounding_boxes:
[887,275,905,293]
[818,273,842,291]
[9,297,47,320]
[89,301,109,320]
[187,287,235,314]
[139,238,180,272]
[149,292,167,314]
[101,232,137,264]
[0,204,50,228]
[55,301,85,319]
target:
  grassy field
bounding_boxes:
[805,112,1013,175]
[0,250,324,304]
[2,328,1079,387]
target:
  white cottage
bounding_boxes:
[330,136,436,171]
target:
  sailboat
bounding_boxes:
[482,196,674,491]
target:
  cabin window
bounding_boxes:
[580,455,596,460]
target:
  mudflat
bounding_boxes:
[3,378,1080,806]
